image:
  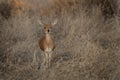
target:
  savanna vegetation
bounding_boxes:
[0,0,120,80]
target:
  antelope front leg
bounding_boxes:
[44,52,49,68]
[41,52,48,70]
[41,52,47,65]
[42,53,46,66]
[48,51,53,68]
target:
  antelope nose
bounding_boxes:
[48,30,50,32]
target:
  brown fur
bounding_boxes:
[39,35,55,52]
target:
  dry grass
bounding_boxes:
[0,0,120,80]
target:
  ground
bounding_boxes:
[0,0,120,80]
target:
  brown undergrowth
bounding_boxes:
[0,0,120,80]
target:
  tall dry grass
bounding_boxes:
[0,0,120,80]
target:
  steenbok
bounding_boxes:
[38,19,57,68]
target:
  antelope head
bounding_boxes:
[38,19,58,34]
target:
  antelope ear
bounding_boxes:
[52,19,58,26]
[38,20,43,26]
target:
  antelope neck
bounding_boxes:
[45,33,51,40]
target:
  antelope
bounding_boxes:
[38,19,57,68]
